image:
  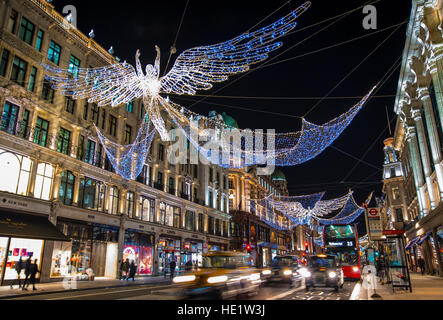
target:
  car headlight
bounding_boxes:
[283,269,293,276]
[353,266,359,272]
[207,275,228,284]
[299,268,311,278]
[173,275,196,283]
[262,269,271,275]
[328,271,337,278]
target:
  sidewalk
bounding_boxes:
[357,272,443,300]
[0,275,172,299]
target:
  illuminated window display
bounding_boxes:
[183,241,203,267]
[0,149,32,196]
[124,231,154,275]
[50,241,72,277]
[4,238,43,280]
[0,237,9,280]
[158,238,181,273]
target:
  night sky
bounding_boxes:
[50,0,412,234]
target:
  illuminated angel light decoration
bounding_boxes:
[95,116,155,180]
[42,1,375,178]
[42,2,312,142]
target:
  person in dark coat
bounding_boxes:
[122,259,130,280]
[118,260,124,280]
[417,257,425,275]
[127,261,137,281]
[22,257,32,290]
[169,260,176,279]
[23,259,39,291]
[10,256,23,289]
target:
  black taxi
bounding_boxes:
[260,255,303,287]
[300,254,344,292]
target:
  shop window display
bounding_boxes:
[0,237,9,279]
[4,238,43,280]
[50,241,72,277]
[123,231,154,275]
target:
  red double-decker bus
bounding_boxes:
[323,224,361,280]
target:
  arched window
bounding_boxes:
[34,162,54,200]
[59,171,75,205]
[158,202,166,225]
[0,150,31,195]
[139,196,155,222]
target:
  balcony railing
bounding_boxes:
[180,192,190,201]
[168,188,176,196]
[153,182,164,192]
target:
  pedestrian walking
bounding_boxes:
[417,257,425,275]
[118,260,124,280]
[169,259,176,279]
[185,260,192,271]
[127,261,137,281]
[22,256,32,290]
[10,256,23,289]
[23,259,39,291]
[122,259,130,280]
[163,260,167,278]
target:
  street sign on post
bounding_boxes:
[367,207,383,240]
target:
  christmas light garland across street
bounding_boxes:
[42,2,312,142]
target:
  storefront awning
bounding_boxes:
[405,236,420,250]
[0,211,70,241]
[417,232,432,245]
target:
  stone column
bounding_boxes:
[419,87,443,198]
[27,156,39,197]
[153,233,159,276]
[429,59,443,131]
[412,108,437,210]
[51,166,63,201]
[72,173,84,206]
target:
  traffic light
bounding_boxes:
[246,244,252,253]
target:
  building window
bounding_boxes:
[125,124,132,144]
[185,211,195,231]
[85,139,96,164]
[65,96,75,114]
[392,187,400,200]
[158,202,166,225]
[209,168,213,182]
[77,134,85,160]
[109,115,117,136]
[173,207,181,228]
[1,101,19,134]
[91,104,99,126]
[10,56,27,86]
[41,79,55,103]
[79,177,105,211]
[28,66,37,92]
[157,171,163,189]
[48,41,61,65]
[57,127,71,155]
[59,171,75,205]
[139,196,155,222]
[18,17,35,45]
[208,216,214,235]
[215,219,221,236]
[0,49,10,77]
[20,109,30,139]
[136,165,148,184]
[83,102,88,120]
[0,149,32,196]
[168,177,174,194]
[198,213,204,233]
[158,144,164,161]
[126,191,135,217]
[68,55,80,78]
[96,144,103,168]
[36,29,44,51]
[101,109,106,129]
[208,190,213,208]
[108,186,119,215]
[8,9,18,34]
[127,100,134,113]
[33,117,49,147]
[34,162,54,200]
[395,208,404,223]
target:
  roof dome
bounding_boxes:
[222,112,239,129]
[271,169,286,181]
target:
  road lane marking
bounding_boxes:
[349,282,361,300]
[266,286,305,300]
[45,284,177,300]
